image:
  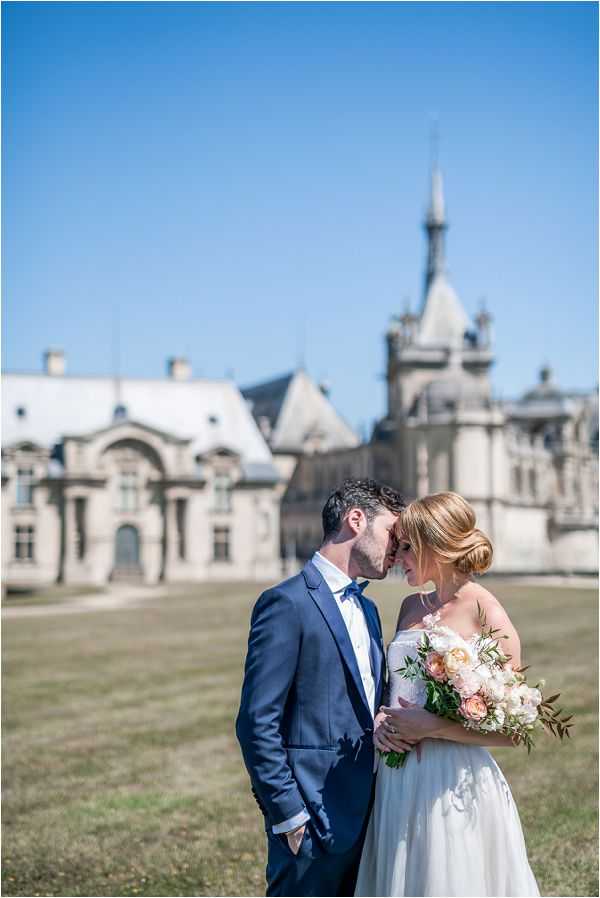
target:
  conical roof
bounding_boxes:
[417,273,470,347]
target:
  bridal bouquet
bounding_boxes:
[383,606,573,769]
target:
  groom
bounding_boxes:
[236,478,407,896]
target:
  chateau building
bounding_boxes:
[1,354,357,589]
[282,167,598,574]
[2,167,596,587]
[1,357,287,588]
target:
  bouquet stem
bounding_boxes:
[381,750,408,769]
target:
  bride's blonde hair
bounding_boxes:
[396,492,493,576]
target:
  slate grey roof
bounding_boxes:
[2,372,274,467]
[241,372,295,433]
[242,369,359,454]
[241,462,280,484]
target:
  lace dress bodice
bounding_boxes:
[387,629,428,708]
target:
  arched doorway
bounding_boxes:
[113,525,142,579]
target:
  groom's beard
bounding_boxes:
[351,529,392,580]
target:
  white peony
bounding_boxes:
[501,666,518,686]
[475,663,493,682]
[526,687,543,706]
[428,626,465,655]
[515,703,538,725]
[481,674,506,704]
[451,668,483,698]
[504,686,523,715]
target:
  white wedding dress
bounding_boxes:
[355,629,540,897]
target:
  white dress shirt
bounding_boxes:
[273,552,376,834]
[311,551,376,718]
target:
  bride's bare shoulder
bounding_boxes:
[463,582,517,636]
[463,580,504,612]
[395,591,430,630]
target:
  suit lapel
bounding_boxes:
[357,593,385,708]
[302,562,372,723]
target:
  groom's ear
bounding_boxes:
[346,507,366,536]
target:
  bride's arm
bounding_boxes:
[380,699,516,748]
[437,722,515,748]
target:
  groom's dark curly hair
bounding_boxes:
[321,478,406,540]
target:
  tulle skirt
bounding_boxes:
[355,739,539,897]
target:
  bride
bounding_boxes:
[355,491,540,897]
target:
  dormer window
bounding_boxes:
[113,404,128,422]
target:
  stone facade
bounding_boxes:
[2,362,285,587]
[282,167,598,574]
[2,355,358,589]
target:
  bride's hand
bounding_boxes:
[373,709,417,754]
[379,697,441,741]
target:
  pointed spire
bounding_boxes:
[426,120,446,226]
[423,157,448,300]
[427,165,446,226]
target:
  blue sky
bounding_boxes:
[2,2,597,435]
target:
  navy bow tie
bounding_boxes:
[341,580,369,601]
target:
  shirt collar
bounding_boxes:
[311,551,353,595]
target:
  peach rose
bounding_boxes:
[459,693,488,722]
[444,647,472,676]
[424,651,447,682]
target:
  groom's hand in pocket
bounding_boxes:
[286,823,306,855]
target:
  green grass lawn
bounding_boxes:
[2,578,597,897]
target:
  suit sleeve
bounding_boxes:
[235,588,307,827]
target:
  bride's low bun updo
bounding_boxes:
[454,529,493,575]
[396,492,493,576]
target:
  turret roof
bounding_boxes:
[417,273,470,348]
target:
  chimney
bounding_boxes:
[44,349,65,376]
[167,357,191,381]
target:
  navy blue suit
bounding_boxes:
[236,560,386,896]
